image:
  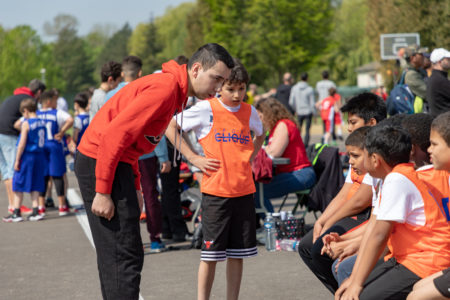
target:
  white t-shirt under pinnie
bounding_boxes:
[174,98,263,138]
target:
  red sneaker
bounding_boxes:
[38,207,46,216]
[59,205,69,216]
[20,205,32,215]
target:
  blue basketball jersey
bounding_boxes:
[37,109,59,142]
[75,113,90,146]
[20,118,46,153]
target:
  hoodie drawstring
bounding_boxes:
[172,101,186,167]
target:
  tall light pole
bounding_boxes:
[40,68,46,84]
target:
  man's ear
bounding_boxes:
[191,62,201,79]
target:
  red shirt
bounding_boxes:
[269,119,311,174]
[78,60,189,194]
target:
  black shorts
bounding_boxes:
[200,193,257,261]
[434,267,450,298]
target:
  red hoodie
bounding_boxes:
[78,60,189,194]
[13,87,34,97]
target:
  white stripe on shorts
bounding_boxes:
[201,250,227,261]
[226,247,258,259]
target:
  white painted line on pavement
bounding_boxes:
[70,188,145,300]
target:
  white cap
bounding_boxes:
[430,48,450,63]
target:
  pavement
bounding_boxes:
[0,121,345,300]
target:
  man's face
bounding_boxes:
[346,145,367,175]
[347,113,366,133]
[411,53,424,68]
[219,82,246,107]
[191,61,231,100]
[428,129,450,171]
[440,57,450,71]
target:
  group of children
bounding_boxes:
[3,89,90,222]
[299,90,450,299]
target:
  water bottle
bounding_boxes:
[264,213,276,252]
[279,239,300,252]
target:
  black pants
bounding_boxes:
[75,152,143,300]
[298,114,312,147]
[360,258,420,300]
[298,217,364,293]
[160,144,187,238]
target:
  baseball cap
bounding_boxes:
[430,48,450,63]
[404,45,428,59]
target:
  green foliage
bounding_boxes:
[129,21,163,75]
[95,23,132,77]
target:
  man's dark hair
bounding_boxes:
[401,113,434,153]
[225,58,249,85]
[19,98,37,113]
[187,43,234,71]
[40,90,55,103]
[74,92,90,109]
[365,125,412,168]
[341,92,387,123]
[174,55,189,65]
[431,111,450,146]
[345,126,371,149]
[122,56,142,80]
[100,61,122,82]
[28,79,46,94]
[322,70,329,79]
[301,72,308,81]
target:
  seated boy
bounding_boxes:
[165,59,265,300]
[328,113,435,285]
[3,99,46,222]
[298,92,386,293]
[335,125,450,300]
[407,111,450,300]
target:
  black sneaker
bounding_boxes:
[3,213,23,223]
[28,213,44,221]
[45,197,55,208]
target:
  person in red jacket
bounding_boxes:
[74,43,234,300]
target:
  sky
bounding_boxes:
[0,0,192,39]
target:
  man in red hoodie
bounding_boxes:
[0,79,46,213]
[75,43,234,300]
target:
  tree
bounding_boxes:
[96,23,132,75]
[129,20,162,75]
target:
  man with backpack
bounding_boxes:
[404,45,428,109]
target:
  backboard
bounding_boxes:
[380,33,420,60]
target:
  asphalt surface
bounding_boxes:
[0,124,341,300]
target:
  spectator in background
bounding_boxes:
[245,83,258,105]
[403,45,428,111]
[89,61,122,121]
[427,48,450,117]
[275,72,294,114]
[316,70,336,105]
[0,79,45,214]
[73,92,90,146]
[289,72,315,147]
[54,88,69,112]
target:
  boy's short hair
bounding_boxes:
[377,113,407,127]
[341,92,387,124]
[301,72,308,81]
[100,61,122,82]
[187,43,234,71]
[431,111,450,146]
[74,92,90,109]
[322,70,329,79]
[122,56,142,79]
[40,90,55,103]
[28,79,46,95]
[225,58,249,85]
[345,126,371,149]
[401,113,434,153]
[365,125,412,168]
[20,98,37,113]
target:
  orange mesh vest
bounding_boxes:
[347,168,365,201]
[199,98,255,198]
[384,163,450,278]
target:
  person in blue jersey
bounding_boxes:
[37,90,73,216]
[73,91,90,146]
[3,99,47,222]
